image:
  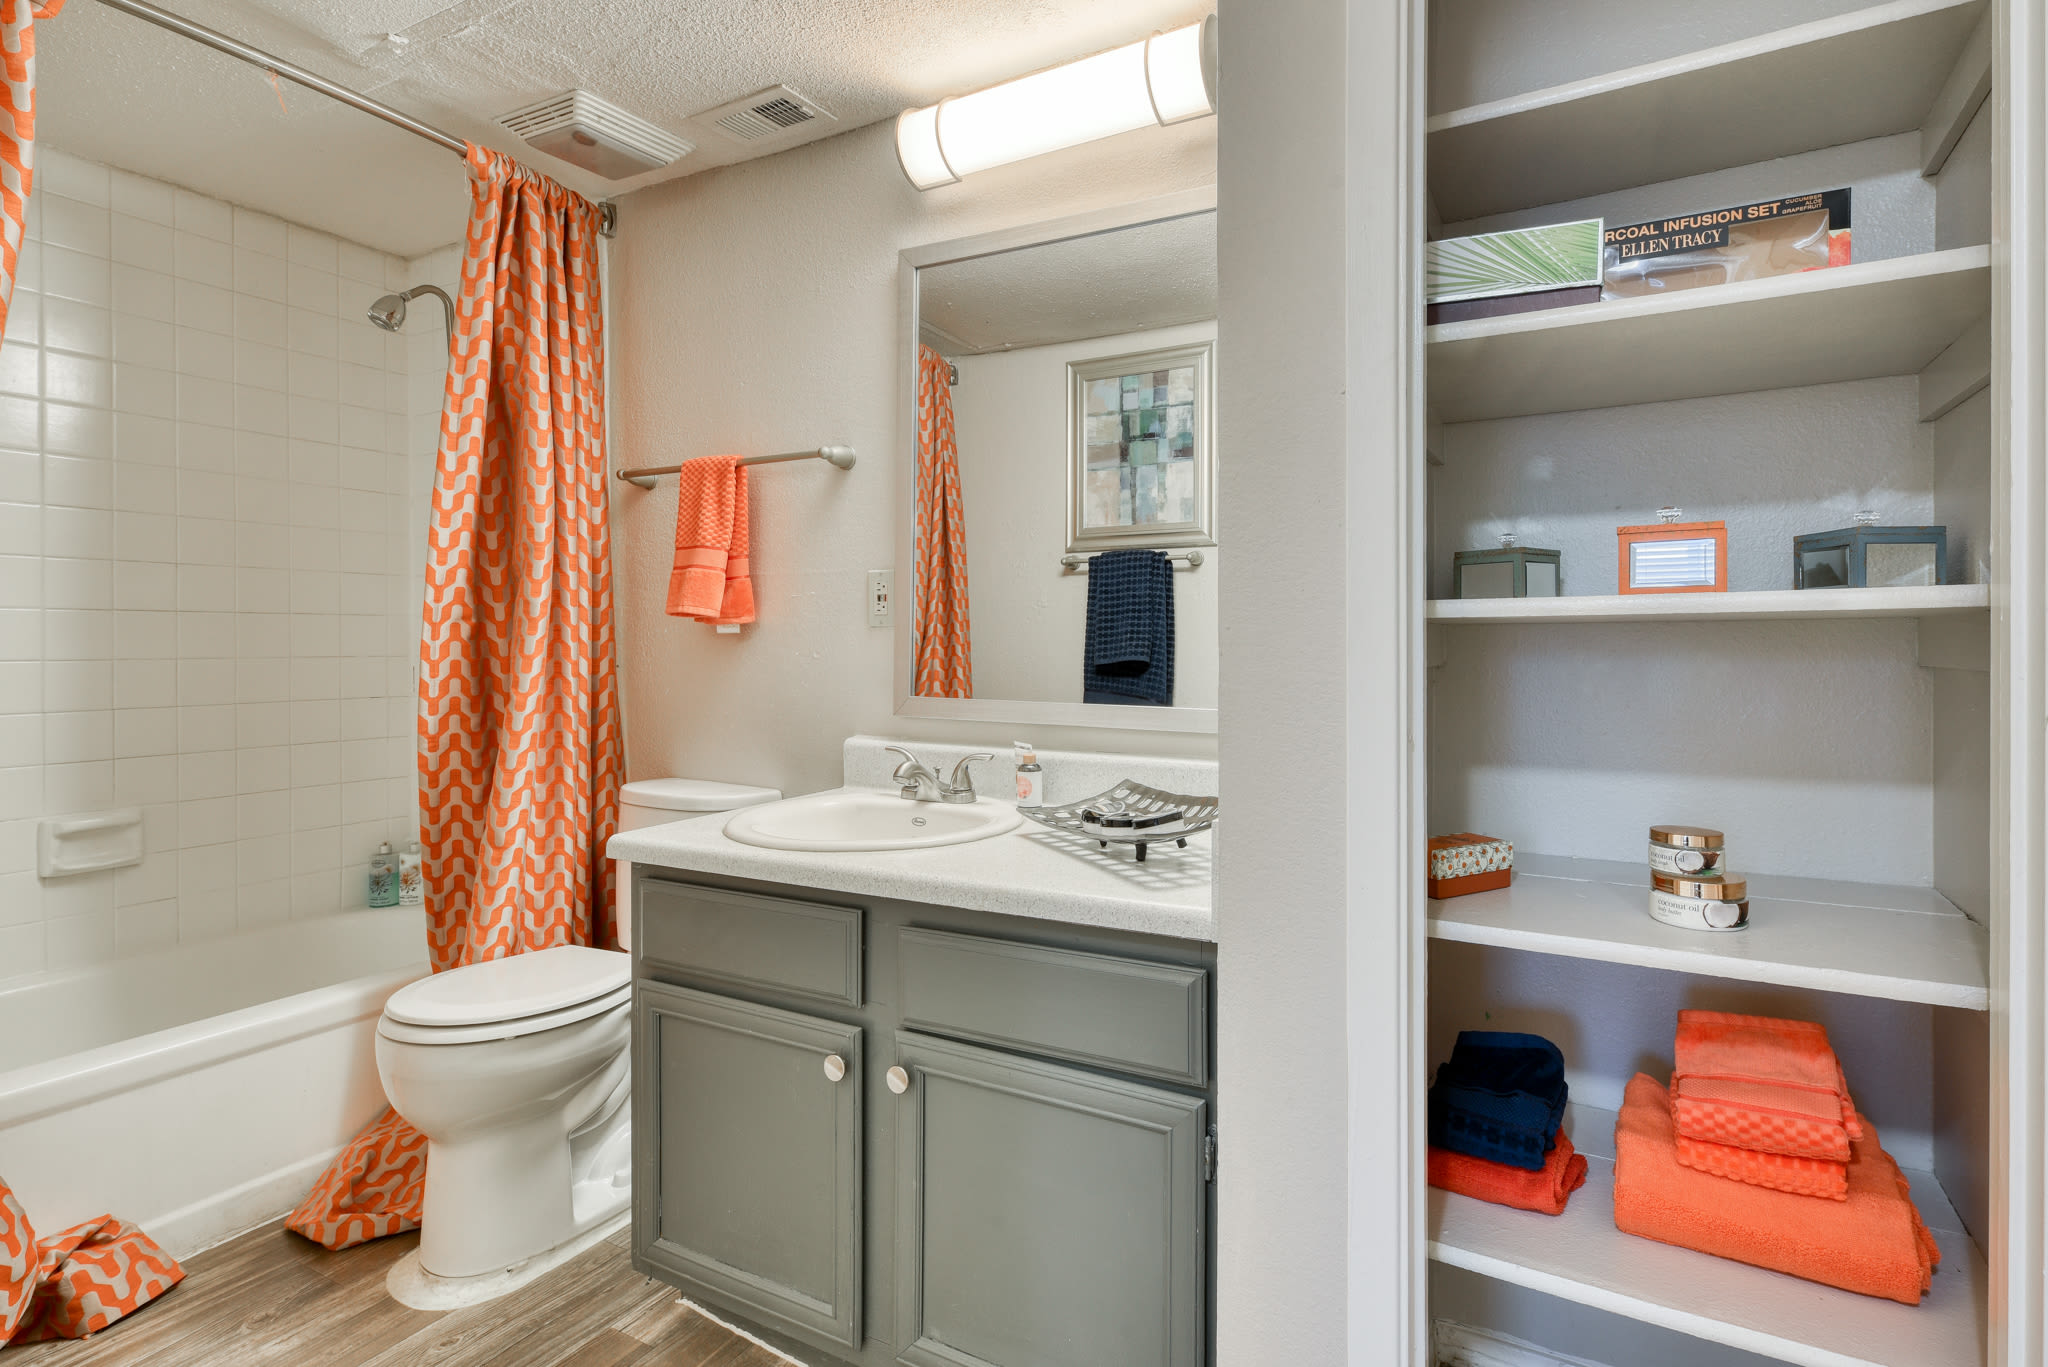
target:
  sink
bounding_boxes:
[723,790,1024,852]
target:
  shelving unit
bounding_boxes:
[1429,1108,1987,1367]
[1420,0,2014,1362]
[1427,584,1988,625]
[1428,857,1988,1009]
[1428,247,1990,423]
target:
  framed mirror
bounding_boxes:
[895,189,1218,733]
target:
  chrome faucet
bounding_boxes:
[884,747,995,804]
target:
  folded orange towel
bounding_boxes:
[666,455,755,625]
[1673,1129,1848,1200]
[1614,1074,1938,1305]
[1429,1128,1588,1216]
[1671,1011,1862,1160]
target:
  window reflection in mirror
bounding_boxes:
[912,210,1217,710]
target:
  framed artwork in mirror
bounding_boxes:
[1067,341,1214,554]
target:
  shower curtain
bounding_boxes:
[287,144,622,1251]
[0,0,61,338]
[914,344,972,697]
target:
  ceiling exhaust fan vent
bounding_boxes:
[697,85,838,144]
[497,90,694,180]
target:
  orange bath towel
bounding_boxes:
[1614,1074,1938,1305]
[1671,1011,1862,1160]
[1429,1129,1588,1216]
[665,455,755,624]
[1673,1129,1848,1201]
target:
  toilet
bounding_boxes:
[377,777,780,1298]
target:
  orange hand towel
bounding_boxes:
[1671,1010,1862,1159]
[1429,1128,1588,1216]
[1613,1074,1938,1305]
[665,456,756,625]
[1673,1129,1848,1200]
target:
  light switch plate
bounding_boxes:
[867,570,893,628]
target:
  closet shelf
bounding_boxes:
[1429,1104,1986,1367]
[1428,584,1988,625]
[1428,856,1988,1010]
[1427,0,1985,223]
[1428,246,1989,423]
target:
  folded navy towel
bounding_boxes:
[1083,549,1175,706]
[1428,1031,1570,1171]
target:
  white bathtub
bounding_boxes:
[0,908,428,1256]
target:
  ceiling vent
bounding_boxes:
[498,91,694,180]
[694,85,837,145]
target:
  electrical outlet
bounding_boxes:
[867,570,893,627]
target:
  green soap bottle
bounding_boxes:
[369,842,399,908]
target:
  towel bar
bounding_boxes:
[1060,549,1205,572]
[616,446,856,489]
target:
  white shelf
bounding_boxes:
[1428,584,1989,625]
[1428,247,1990,423]
[1428,856,1989,1010]
[1430,1104,1986,1367]
[1427,0,1986,222]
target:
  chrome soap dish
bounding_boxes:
[1018,781,1218,861]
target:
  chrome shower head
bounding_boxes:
[367,293,408,332]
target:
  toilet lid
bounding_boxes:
[621,778,782,812]
[384,945,631,1028]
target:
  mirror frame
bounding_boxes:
[895,186,1218,735]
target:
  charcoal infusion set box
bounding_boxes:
[1602,189,1851,299]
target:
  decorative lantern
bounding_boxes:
[1618,507,1727,595]
[1793,512,1948,589]
[1453,534,1562,599]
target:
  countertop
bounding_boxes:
[608,789,1215,943]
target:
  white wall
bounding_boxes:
[949,320,1219,707]
[0,148,422,985]
[606,116,1216,800]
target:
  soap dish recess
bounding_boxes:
[1019,782,1217,862]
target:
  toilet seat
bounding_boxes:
[380,945,632,1046]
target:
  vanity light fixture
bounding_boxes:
[895,15,1218,191]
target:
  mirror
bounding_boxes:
[897,194,1219,731]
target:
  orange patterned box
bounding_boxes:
[1428,833,1513,900]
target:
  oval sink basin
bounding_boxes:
[723,791,1024,852]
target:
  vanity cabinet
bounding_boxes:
[629,869,1217,1367]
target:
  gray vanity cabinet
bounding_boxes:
[634,981,865,1351]
[892,1031,1208,1367]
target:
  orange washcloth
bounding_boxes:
[665,455,755,625]
[1673,1129,1848,1201]
[1429,1128,1588,1216]
[1671,1011,1861,1160]
[1613,1074,1938,1305]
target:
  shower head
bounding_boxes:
[367,285,456,338]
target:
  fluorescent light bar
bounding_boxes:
[896,15,1218,191]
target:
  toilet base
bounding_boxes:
[385,1204,629,1310]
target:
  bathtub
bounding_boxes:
[0,908,428,1256]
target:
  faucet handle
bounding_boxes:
[947,753,997,795]
[883,745,925,778]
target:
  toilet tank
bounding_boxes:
[613,778,782,951]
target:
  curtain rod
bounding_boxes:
[84,0,618,235]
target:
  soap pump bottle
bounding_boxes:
[398,841,424,907]
[1014,741,1044,808]
[369,842,399,908]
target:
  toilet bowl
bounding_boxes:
[375,945,634,1284]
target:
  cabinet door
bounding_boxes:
[634,981,863,1351]
[892,1031,1208,1367]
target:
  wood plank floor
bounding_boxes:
[7,1221,797,1367]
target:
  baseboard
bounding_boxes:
[144,1145,342,1259]
[1435,1319,1617,1367]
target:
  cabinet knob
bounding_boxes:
[886,1065,910,1095]
[823,1054,847,1083]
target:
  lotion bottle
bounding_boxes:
[369,842,399,908]
[1014,741,1044,807]
[398,841,424,907]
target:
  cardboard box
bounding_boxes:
[1603,189,1850,300]
[1429,833,1514,899]
[1427,219,1603,323]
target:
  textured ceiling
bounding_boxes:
[919,210,1215,355]
[41,0,1212,258]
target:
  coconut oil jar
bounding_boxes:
[1648,824,1726,876]
[1646,825,1746,931]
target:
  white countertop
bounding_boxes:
[608,788,1215,943]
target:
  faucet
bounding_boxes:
[884,747,995,804]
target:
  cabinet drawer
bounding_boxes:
[638,878,863,1008]
[897,927,1208,1085]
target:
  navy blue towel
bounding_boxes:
[1427,1031,1569,1172]
[1082,549,1175,706]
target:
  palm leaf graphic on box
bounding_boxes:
[1427,219,1602,305]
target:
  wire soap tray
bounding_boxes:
[1017,782,1219,862]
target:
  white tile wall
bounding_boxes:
[0,149,425,982]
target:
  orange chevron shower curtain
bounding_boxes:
[286,145,622,1251]
[0,0,62,340]
[914,344,971,696]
